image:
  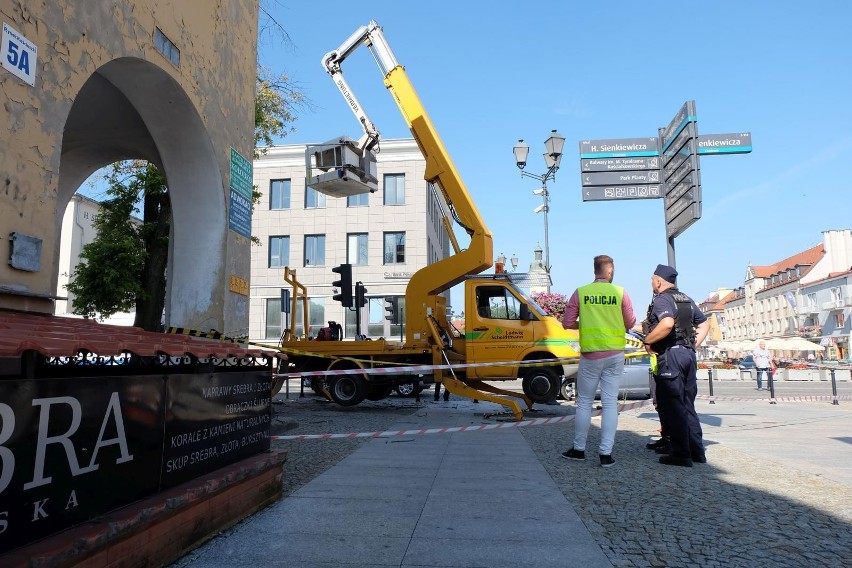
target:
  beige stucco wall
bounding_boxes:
[0,0,258,335]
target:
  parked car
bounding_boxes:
[560,355,652,400]
[737,355,756,371]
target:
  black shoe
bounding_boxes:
[561,448,585,461]
[692,454,707,464]
[599,454,615,468]
[646,438,669,450]
[654,445,673,455]
[659,455,693,467]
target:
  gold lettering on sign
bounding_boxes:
[229,275,249,296]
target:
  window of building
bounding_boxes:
[304,234,326,266]
[270,179,291,209]
[305,186,327,209]
[265,298,282,339]
[837,312,845,328]
[830,287,842,303]
[154,28,180,67]
[383,232,405,264]
[347,233,368,265]
[383,174,405,205]
[347,192,369,207]
[807,293,817,308]
[269,236,289,268]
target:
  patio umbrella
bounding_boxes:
[779,337,825,351]
[764,337,789,351]
[736,339,760,351]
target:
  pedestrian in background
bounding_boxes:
[752,341,775,390]
[641,264,710,468]
[561,255,636,468]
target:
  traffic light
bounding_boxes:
[355,281,368,308]
[280,288,291,314]
[384,296,397,321]
[332,263,353,307]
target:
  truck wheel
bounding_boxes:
[522,367,561,403]
[328,375,368,406]
[394,381,421,397]
[365,384,393,401]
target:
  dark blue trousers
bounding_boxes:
[653,346,704,459]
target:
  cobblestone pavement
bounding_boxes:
[245,390,852,568]
[522,411,852,568]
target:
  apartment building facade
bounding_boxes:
[249,139,450,343]
[718,229,852,360]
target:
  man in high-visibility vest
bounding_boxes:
[561,255,636,467]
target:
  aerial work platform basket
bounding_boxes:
[305,136,378,197]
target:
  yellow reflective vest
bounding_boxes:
[577,282,626,353]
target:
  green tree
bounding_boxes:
[66,162,169,330]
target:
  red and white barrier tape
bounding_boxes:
[274,351,648,379]
[271,399,652,441]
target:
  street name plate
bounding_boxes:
[698,132,752,155]
[581,156,660,172]
[664,153,699,187]
[581,170,662,186]
[666,186,702,222]
[579,137,659,159]
[582,185,662,202]
[666,202,701,238]
[662,121,697,166]
[661,100,697,153]
[665,171,700,208]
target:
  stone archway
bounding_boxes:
[57,57,228,329]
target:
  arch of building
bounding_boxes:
[0,2,258,335]
[58,58,228,329]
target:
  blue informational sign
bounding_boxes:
[229,189,252,239]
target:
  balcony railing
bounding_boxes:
[822,299,842,310]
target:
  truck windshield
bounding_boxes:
[507,283,549,318]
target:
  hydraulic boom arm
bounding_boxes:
[322,20,493,349]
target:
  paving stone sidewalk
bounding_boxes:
[173,395,852,567]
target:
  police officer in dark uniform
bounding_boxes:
[641,265,710,467]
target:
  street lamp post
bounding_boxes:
[513,130,565,293]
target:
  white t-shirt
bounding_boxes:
[753,347,772,368]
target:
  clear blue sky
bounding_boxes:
[261,1,851,311]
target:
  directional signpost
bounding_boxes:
[577,100,752,269]
[580,137,661,202]
[661,101,701,253]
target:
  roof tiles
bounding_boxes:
[0,310,283,361]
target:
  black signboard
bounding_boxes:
[0,369,272,554]
[0,375,166,553]
[162,372,272,487]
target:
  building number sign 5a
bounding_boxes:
[2,22,37,86]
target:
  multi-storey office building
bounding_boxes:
[249,139,450,343]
